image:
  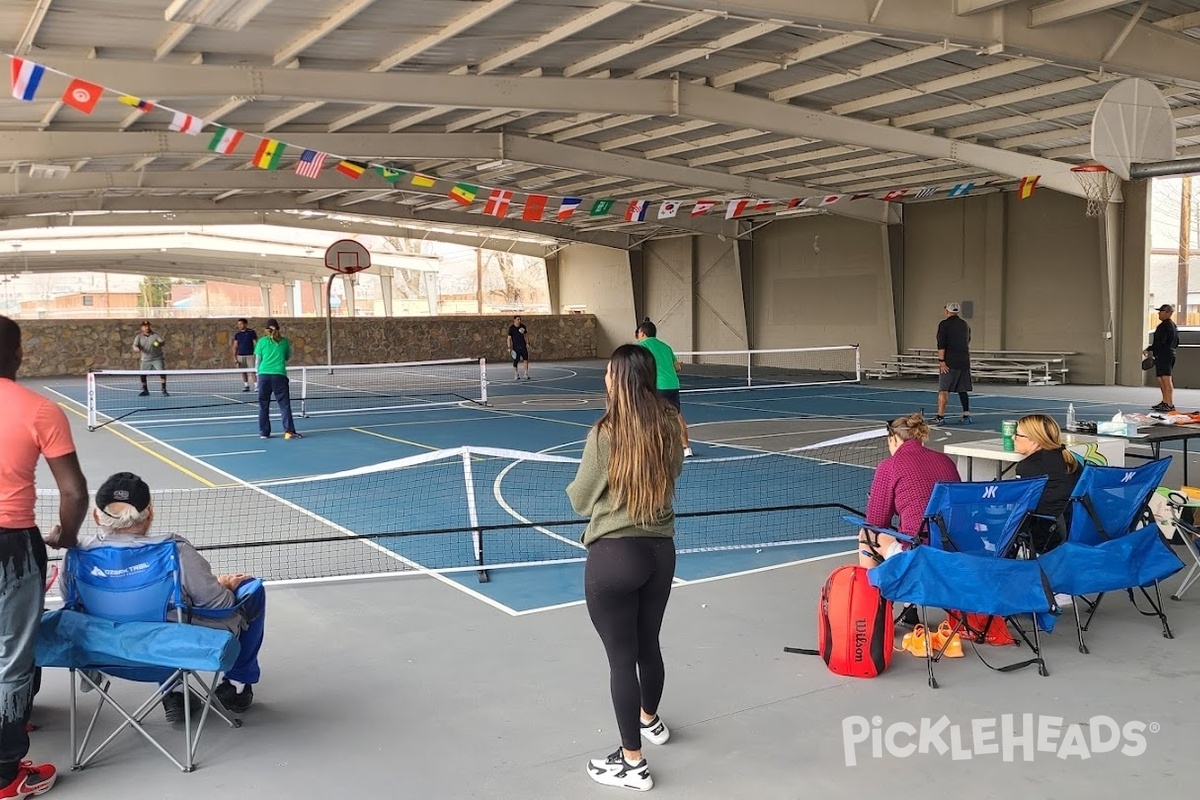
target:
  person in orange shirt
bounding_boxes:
[0,316,88,799]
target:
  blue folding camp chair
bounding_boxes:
[1038,460,1184,654]
[38,541,260,772]
[848,477,1057,688]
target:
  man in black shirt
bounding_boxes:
[934,302,972,425]
[507,316,530,380]
[1145,303,1180,411]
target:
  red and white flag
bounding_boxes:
[691,200,716,217]
[725,199,753,219]
[169,111,204,135]
[484,189,513,218]
[819,195,843,206]
[753,200,774,213]
[61,78,103,114]
[882,189,908,202]
[657,201,680,220]
[523,194,548,221]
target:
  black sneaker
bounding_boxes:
[138,388,149,397]
[1152,402,1168,411]
[162,691,203,723]
[931,416,945,426]
[896,605,921,630]
[161,389,170,397]
[214,681,253,714]
[242,386,251,393]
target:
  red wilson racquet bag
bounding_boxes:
[786,565,894,678]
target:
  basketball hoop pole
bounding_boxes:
[325,276,335,371]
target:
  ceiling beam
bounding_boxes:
[1029,0,1132,28]
[272,0,378,66]
[563,11,717,77]
[710,32,876,88]
[1155,11,1200,32]
[954,0,1023,13]
[15,0,54,55]
[769,43,953,102]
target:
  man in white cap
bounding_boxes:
[1145,303,1179,412]
[935,302,972,425]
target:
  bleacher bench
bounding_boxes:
[866,349,1073,386]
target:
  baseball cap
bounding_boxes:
[265,318,280,330]
[1157,304,1174,312]
[95,472,151,512]
[140,320,151,326]
[945,302,961,314]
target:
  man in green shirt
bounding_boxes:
[635,318,692,457]
[253,318,301,440]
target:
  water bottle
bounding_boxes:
[1066,404,1076,431]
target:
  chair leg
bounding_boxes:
[1073,600,1088,655]
[1171,559,1200,600]
[69,669,79,771]
[1031,620,1048,677]
[1134,583,1175,640]
[920,606,938,689]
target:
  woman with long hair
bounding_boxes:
[1014,413,1081,553]
[567,344,685,792]
[859,412,960,569]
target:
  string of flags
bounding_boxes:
[7,54,1045,224]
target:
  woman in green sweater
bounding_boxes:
[567,344,684,792]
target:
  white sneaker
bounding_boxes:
[640,715,670,745]
[587,749,652,791]
[683,447,694,458]
[1054,593,1074,609]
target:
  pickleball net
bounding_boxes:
[86,358,488,429]
[676,345,860,392]
[38,431,886,586]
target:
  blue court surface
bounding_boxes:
[45,361,1133,614]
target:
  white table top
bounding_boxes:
[943,433,1115,463]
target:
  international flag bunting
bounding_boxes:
[726,199,753,219]
[753,200,774,213]
[61,78,103,114]
[337,160,368,179]
[10,58,45,101]
[626,200,649,222]
[295,149,326,179]
[118,95,154,113]
[484,189,513,217]
[691,200,716,217]
[252,138,285,170]
[557,197,582,221]
[657,201,680,220]
[449,183,478,206]
[947,182,974,198]
[523,194,548,221]
[850,193,873,201]
[820,195,843,206]
[786,199,804,209]
[169,111,204,135]
[411,174,437,188]
[1018,175,1039,200]
[590,199,614,217]
[912,187,938,200]
[882,189,908,202]
[207,126,244,155]
[375,166,404,183]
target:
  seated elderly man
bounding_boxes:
[78,472,264,720]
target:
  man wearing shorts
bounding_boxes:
[132,320,168,397]
[231,318,258,393]
[0,315,89,797]
[935,302,972,425]
[1146,303,1179,412]
[636,318,693,457]
[507,316,530,380]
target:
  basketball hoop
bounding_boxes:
[324,239,371,275]
[1071,165,1119,217]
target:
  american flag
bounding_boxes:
[295,149,326,179]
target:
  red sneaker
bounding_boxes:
[0,762,56,798]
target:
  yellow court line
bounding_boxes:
[350,427,441,451]
[58,403,217,488]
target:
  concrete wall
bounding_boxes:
[751,215,897,366]
[641,236,748,353]
[10,315,597,377]
[556,244,635,355]
[903,190,1115,384]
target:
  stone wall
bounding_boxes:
[12,315,598,377]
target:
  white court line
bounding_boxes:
[194,449,267,457]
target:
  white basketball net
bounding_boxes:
[1072,168,1119,217]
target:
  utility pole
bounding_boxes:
[1179,175,1192,322]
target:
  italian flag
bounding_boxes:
[207,126,244,155]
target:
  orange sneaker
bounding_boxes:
[899,624,929,657]
[931,621,964,658]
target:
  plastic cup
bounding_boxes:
[1001,420,1017,452]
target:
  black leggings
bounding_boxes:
[585,536,676,752]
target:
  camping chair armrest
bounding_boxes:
[188,579,264,621]
[842,515,918,543]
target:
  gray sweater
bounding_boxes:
[566,426,683,547]
[76,532,245,634]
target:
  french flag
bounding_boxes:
[10,57,45,102]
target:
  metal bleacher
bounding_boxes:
[866,348,1072,386]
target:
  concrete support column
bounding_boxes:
[341,274,356,317]
[423,272,440,316]
[380,270,394,317]
[282,281,296,316]
[981,193,1006,349]
[544,253,561,314]
[1117,180,1151,386]
[311,279,324,317]
[259,284,272,316]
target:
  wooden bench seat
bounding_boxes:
[867,349,1072,386]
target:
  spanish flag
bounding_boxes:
[252,138,285,170]
[449,183,479,206]
[1018,175,1039,200]
[336,160,368,179]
